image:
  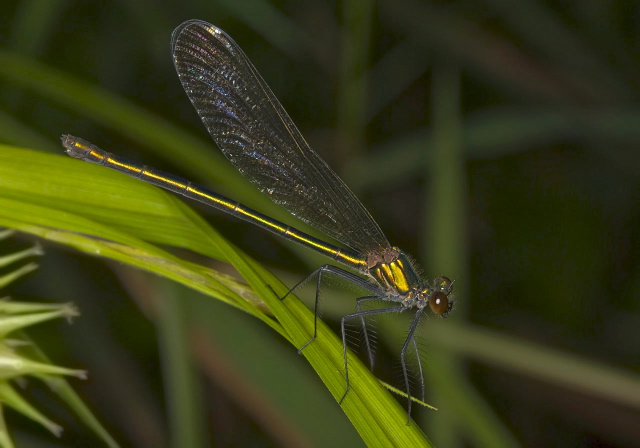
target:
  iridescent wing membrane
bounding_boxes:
[171,20,390,256]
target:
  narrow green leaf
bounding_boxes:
[0,144,434,446]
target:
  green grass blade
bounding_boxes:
[0,144,434,446]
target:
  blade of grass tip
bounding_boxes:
[379,380,438,411]
[0,263,39,289]
[0,382,62,437]
[0,244,43,268]
[38,375,120,448]
[17,332,120,448]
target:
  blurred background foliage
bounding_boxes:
[0,0,639,446]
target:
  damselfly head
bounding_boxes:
[427,276,454,316]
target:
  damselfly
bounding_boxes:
[62,19,454,419]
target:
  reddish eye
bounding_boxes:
[428,291,449,315]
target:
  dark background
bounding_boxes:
[1,0,639,447]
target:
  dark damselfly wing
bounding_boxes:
[171,20,390,255]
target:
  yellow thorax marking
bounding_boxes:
[372,257,412,294]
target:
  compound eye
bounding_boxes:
[428,291,449,315]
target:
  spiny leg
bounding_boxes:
[400,308,425,425]
[355,296,383,371]
[339,306,404,405]
[267,279,326,354]
[280,264,384,354]
[296,266,328,353]
[412,337,425,403]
